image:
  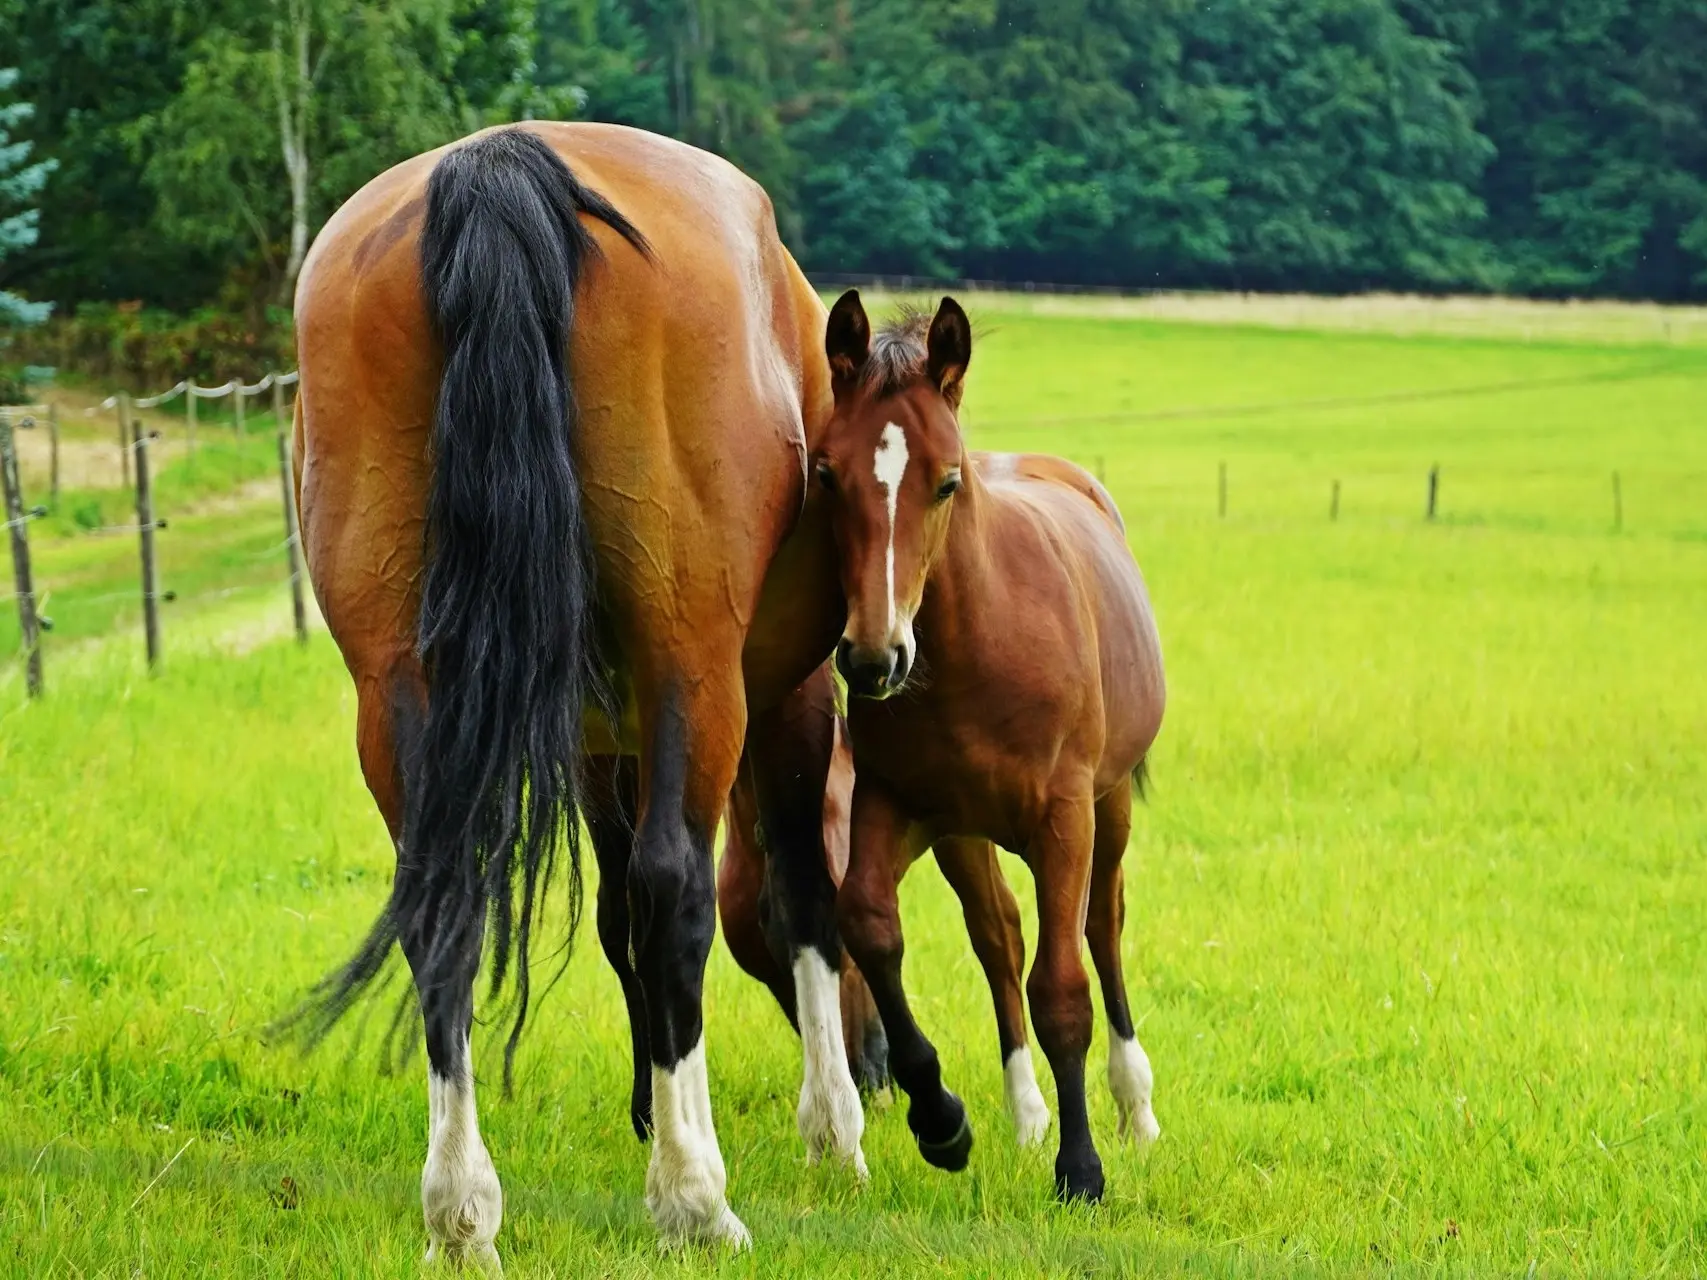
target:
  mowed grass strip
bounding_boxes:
[2,308,1704,1276]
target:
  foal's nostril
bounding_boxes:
[836,638,857,683]
[837,639,899,697]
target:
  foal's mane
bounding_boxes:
[860,304,932,399]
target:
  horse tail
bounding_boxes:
[289,128,648,1087]
[1132,757,1151,801]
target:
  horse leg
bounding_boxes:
[352,676,502,1273]
[744,668,867,1175]
[583,754,654,1141]
[629,666,751,1248]
[718,762,798,1023]
[838,780,972,1173]
[1088,785,1160,1145]
[1027,794,1103,1203]
[934,836,1049,1147]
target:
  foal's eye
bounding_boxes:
[935,473,962,502]
[815,461,837,493]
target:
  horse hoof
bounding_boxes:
[425,1240,503,1275]
[1054,1153,1105,1204]
[912,1093,973,1172]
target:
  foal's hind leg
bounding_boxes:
[1027,793,1103,1202]
[934,837,1049,1147]
[584,755,653,1140]
[1087,785,1160,1145]
[355,678,502,1273]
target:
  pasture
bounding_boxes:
[2,297,1704,1276]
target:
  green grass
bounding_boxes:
[2,303,1705,1276]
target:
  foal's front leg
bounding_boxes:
[1027,793,1103,1202]
[838,781,973,1172]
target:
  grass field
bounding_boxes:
[2,297,1705,1277]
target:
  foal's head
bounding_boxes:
[815,290,972,700]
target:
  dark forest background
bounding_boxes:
[3,0,1707,329]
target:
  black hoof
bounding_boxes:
[1054,1152,1105,1204]
[911,1092,973,1172]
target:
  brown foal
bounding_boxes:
[717,665,1052,1149]
[816,291,1167,1202]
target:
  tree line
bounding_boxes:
[2,0,1705,321]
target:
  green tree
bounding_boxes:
[0,66,55,328]
[127,0,516,307]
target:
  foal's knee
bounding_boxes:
[1028,958,1094,1058]
[835,877,900,971]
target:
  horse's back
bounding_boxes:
[975,451,1164,787]
[294,123,827,709]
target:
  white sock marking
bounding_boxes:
[873,423,909,634]
[422,1045,503,1273]
[793,950,869,1178]
[1003,1046,1052,1148]
[1108,1033,1161,1146]
[646,1038,751,1249]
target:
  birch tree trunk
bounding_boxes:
[272,0,313,306]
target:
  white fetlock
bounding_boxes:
[1003,1046,1052,1148]
[422,1063,504,1271]
[646,1039,753,1250]
[794,951,870,1179]
[1108,1033,1161,1147]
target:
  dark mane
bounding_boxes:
[862,304,932,398]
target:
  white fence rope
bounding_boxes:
[85,371,300,416]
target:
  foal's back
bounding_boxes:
[972,451,1165,793]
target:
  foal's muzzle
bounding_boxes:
[837,637,910,700]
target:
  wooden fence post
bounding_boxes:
[1331,479,1340,521]
[1427,465,1439,521]
[1612,471,1622,532]
[133,416,162,672]
[271,375,284,428]
[186,387,197,461]
[1218,461,1227,518]
[1,411,45,697]
[48,403,60,507]
[233,381,245,436]
[277,430,308,644]
[118,392,132,487]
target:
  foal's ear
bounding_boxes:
[826,289,871,396]
[926,296,972,408]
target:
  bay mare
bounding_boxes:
[290,124,869,1262]
[815,292,1167,1201]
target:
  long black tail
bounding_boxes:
[290,129,648,1087]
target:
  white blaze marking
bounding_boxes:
[1108,1033,1161,1146]
[793,950,869,1177]
[873,423,909,633]
[422,1044,504,1272]
[1003,1046,1052,1148]
[647,1038,752,1249]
